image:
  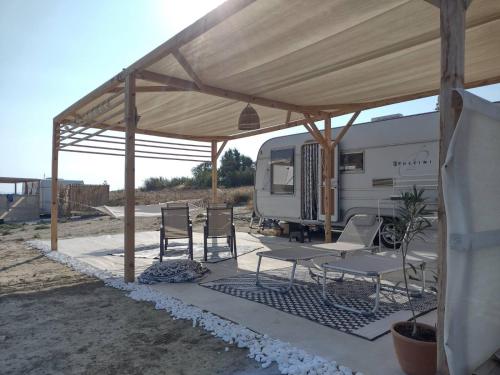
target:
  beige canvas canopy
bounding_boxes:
[51,2,500,371]
[54,0,500,141]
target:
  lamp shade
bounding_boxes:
[238,104,260,130]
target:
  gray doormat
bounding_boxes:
[201,266,437,340]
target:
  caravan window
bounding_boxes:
[271,148,294,194]
[340,151,364,173]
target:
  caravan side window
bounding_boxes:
[340,151,364,173]
[271,148,294,194]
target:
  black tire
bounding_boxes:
[374,218,402,249]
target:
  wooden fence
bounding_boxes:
[59,184,109,216]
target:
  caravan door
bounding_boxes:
[319,146,339,222]
[301,143,319,220]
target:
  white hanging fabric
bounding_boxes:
[442,90,500,374]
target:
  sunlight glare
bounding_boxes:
[159,0,226,33]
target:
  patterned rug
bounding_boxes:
[109,239,262,264]
[201,266,437,340]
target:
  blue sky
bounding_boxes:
[1,1,499,191]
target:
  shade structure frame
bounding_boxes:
[49,3,497,372]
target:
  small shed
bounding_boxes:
[0,177,41,223]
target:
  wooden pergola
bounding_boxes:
[0,177,40,195]
[51,1,500,372]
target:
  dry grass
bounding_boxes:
[109,186,253,207]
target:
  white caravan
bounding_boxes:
[254,111,439,247]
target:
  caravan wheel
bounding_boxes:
[377,218,402,249]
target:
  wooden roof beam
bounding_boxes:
[74,91,124,126]
[172,49,205,89]
[62,143,212,159]
[55,1,255,124]
[54,73,124,123]
[59,108,124,141]
[229,115,326,140]
[109,86,187,93]
[125,0,256,73]
[59,125,123,149]
[79,120,229,142]
[60,148,211,163]
[62,135,212,153]
[327,75,500,117]
[60,131,211,149]
[137,70,331,117]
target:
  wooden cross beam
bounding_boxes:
[172,49,205,89]
[303,115,329,149]
[59,108,124,141]
[331,111,361,149]
[216,140,228,159]
[137,70,331,118]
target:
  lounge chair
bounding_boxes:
[203,203,237,261]
[255,214,382,292]
[316,252,426,315]
[160,203,193,261]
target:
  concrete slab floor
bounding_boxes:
[40,231,438,375]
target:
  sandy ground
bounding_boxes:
[0,205,253,242]
[0,212,280,375]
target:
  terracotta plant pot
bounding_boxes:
[391,322,437,375]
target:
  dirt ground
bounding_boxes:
[0,205,253,243]
[0,214,279,375]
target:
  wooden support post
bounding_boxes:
[124,72,137,283]
[324,117,332,243]
[437,1,467,373]
[211,141,218,203]
[51,121,59,251]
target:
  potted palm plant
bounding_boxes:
[390,186,436,375]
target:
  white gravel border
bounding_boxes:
[27,240,363,375]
